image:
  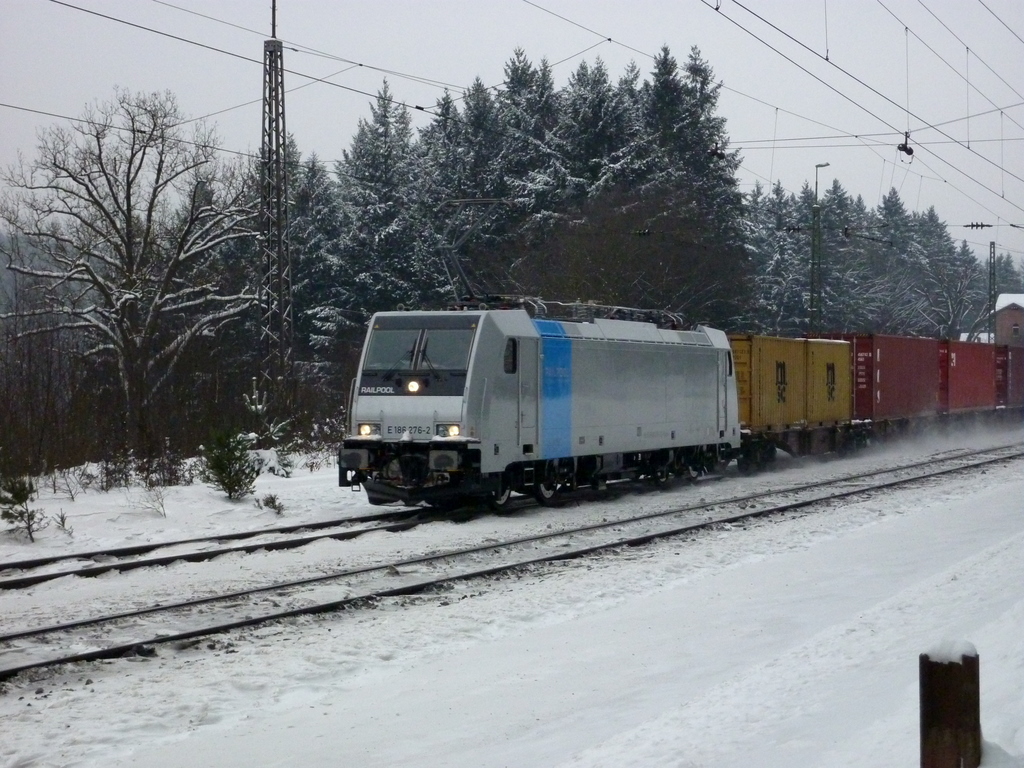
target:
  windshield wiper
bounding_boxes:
[418,341,445,381]
[382,347,416,381]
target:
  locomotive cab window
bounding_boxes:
[504,339,518,374]
[363,327,476,373]
[363,329,419,371]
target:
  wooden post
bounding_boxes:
[920,648,981,768]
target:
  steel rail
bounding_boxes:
[3,442,1014,591]
[0,505,420,573]
[0,512,432,590]
[1,445,1020,682]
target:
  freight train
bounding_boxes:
[339,304,1024,507]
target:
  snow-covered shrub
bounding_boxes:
[252,445,297,479]
[255,493,285,515]
[99,451,133,491]
[138,485,169,517]
[292,416,346,473]
[52,509,74,537]
[51,465,96,500]
[199,431,260,500]
[138,440,197,488]
[1,475,49,542]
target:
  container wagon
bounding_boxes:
[939,340,997,413]
[729,335,857,467]
[815,334,940,434]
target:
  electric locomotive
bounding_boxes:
[339,307,741,507]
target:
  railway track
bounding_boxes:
[2,442,1015,591]
[0,506,426,590]
[1,442,1020,682]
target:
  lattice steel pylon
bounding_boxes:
[259,9,293,402]
[988,241,996,343]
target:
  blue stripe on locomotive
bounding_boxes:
[534,319,573,459]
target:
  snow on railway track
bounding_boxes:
[2,442,1020,682]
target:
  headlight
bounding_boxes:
[435,424,461,437]
[407,380,421,393]
[357,423,381,436]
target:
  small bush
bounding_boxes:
[138,440,196,488]
[255,493,285,515]
[137,484,169,517]
[200,431,260,500]
[1,476,50,542]
[52,509,74,537]
[99,451,133,491]
[52,465,96,500]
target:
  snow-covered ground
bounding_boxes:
[2,426,1023,767]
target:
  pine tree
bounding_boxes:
[200,431,260,500]
[334,82,448,316]
[743,182,807,334]
[496,51,563,218]
[556,58,630,195]
[0,475,48,542]
[290,151,347,356]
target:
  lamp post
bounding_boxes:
[810,162,830,334]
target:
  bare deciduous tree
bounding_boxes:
[1,89,256,456]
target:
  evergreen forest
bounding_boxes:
[1,46,1022,477]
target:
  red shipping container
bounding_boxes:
[939,341,997,412]
[1008,347,1024,408]
[996,347,1009,407]
[817,334,939,422]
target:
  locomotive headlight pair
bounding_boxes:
[435,424,461,437]
[357,423,381,437]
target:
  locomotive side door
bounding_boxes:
[518,337,538,455]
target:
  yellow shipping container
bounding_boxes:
[728,335,807,430]
[805,339,853,425]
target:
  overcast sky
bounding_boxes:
[2,0,1022,261]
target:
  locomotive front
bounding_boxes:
[340,311,483,505]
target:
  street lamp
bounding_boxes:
[810,162,830,334]
[814,162,830,201]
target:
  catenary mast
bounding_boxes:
[259,0,293,403]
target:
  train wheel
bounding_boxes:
[490,475,513,510]
[533,480,559,506]
[650,466,669,486]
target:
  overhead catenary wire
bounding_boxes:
[693,0,1024,230]
[878,0,1024,135]
[18,0,1023,253]
[40,0,566,174]
[715,0,1024,195]
[976,0,1024,49]
[0,100,396,190]
[148,0,617,122]
[916,0,1024,104]
[696,6,1024,217]
[63,0,1024,212]
[516,0,1014,219]
[44,0,627,172]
